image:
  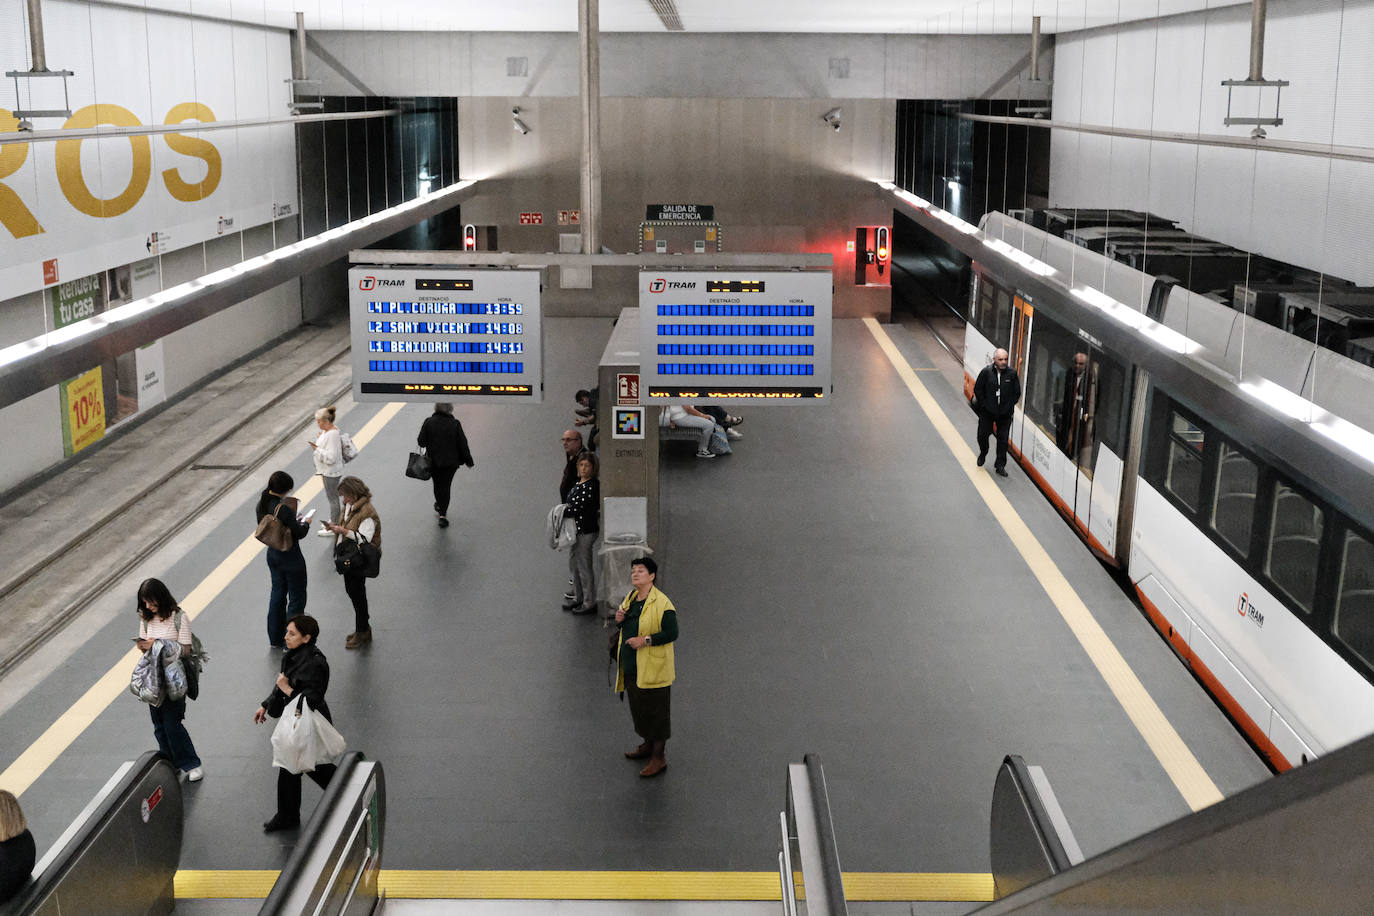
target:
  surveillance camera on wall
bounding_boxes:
[512,107,531,135]
[821,107,842,132]
[830,119,841,132]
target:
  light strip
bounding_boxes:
[0,180,476,371]
[1239,378,1317,423]
[983,237,1056,276]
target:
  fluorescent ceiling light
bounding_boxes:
[1239,378,1317,422]
[929,207,979,235]
[984,237,1055,276]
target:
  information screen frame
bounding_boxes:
[349,267,543,403]
[638,270,832,403]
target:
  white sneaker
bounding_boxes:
[185,767,204,782]
[726,428,743,440]
[695,450,716,459]
[316,527,334,537]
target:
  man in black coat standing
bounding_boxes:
[417,403,474,528]
[972,348,1021,478]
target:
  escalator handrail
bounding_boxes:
[801,753,849,915]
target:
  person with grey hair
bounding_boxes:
[417,403,474,528]
[309,406,345,536]
[972,348,1021,478]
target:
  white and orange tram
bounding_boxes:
[960,211,1374,771]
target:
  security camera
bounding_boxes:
[821,107,842,132]
[512,107,530,135]
[512,107,521,115]
[830,119,841,132]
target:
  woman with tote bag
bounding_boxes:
[253,614,338,832]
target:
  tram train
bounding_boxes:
[959,211,1374,771]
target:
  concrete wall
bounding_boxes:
[310,31,1050,100]
[1050,0,1374,284]
[456,95,894,318]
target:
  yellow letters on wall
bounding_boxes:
[162,102,222,202]
[56,104,153,218]
[0,108,45,238]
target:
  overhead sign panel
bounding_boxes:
[349,267,543,403]
[638,271,831,402]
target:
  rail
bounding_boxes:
[259,751,386,916]
[988,755,1083,900]
[0,751,182,916]
[778,753,848,915]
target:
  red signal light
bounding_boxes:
[463,224,477,250]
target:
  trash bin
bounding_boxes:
[598,534,652,611]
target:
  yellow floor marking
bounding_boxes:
[864,318,1222,811]
[1,403,405,798]
[174,869,994,901]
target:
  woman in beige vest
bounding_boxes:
[323,476,380,648]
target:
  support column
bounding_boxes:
[578,0,601,255]
[25,0,48,71]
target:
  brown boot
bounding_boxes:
[624,742,652,760]
[639,742,667,777]
[345,630,372,649]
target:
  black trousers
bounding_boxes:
[977,413,1013,469]
[276,762,337,822]
[344,574,369,633]
[431,465,458,515]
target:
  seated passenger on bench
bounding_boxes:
[660,405,718,459]
[696,405,743,440]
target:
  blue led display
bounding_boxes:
[657,304,815,317]
[657,344,814,356]
[368,302,524,315]
[368,361,525,373]
[656,324,814,336]
[656,363,814,376]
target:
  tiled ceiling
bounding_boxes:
[124,0,1248,33]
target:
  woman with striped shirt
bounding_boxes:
[135,578,203,782]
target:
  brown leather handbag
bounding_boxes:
[254,497,299,552]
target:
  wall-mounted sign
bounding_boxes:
[519,212,544,225]
[60,366,106,456]
[557,210,580,225]
[349,267,543,403]
[646,204,714,221]
[617,373,640,405]
[639,270,832,403]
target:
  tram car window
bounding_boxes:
[1335,529,1374,670]
[1211,443,1260,557]
[972,278,1013,349]
[1166,416,1204,511]
[1266,483,1326,614]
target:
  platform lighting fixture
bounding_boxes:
[0,179,477,371]
[983,238,1055,277]
[512,107,530,135]
[929,207,979,235]
[821,107,842,132]
[1239,378,1317,423]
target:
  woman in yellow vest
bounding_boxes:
[614,556,678,777]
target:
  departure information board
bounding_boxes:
[349,268,542,403]
[639,271,831,402]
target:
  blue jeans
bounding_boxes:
[149,697,201,772]
[267,558,308,647]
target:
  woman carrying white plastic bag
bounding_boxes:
[253,615,341,832]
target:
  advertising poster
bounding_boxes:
[136,339,167,408]
[60,366,106,456]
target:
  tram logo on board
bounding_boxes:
[1237,592,1265,628]
[359,275,376,291]
[649,279,665,292]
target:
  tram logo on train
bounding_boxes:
[1237,592,1265,628]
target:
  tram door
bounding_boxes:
[1059,344,1103,528]
[1009,296,1033,453]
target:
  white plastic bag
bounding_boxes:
[271,695,318,774]
[271,694,346,773]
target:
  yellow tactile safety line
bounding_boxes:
[173,869,995,901]
[0,403,406,798]
[863,319,1223,811]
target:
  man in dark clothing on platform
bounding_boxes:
[558,429,585,600]
[972,348,1021,478]
[417,403,474,528]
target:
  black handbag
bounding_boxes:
[334,536,382,578]
[406,450,432,481]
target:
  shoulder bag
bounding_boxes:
[406,449,432,481]
[334,533,382,578]
[254,497,299,552]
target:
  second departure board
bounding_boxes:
[349,267,543,402]
[639,271,832,402]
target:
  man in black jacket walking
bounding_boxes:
[972,348,1021,478]
[417,403,474,528]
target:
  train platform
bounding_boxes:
[0,314,1272,910]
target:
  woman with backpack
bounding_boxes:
[255,470,312,649]
[309,406,346,537]
[134,578,203,782]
